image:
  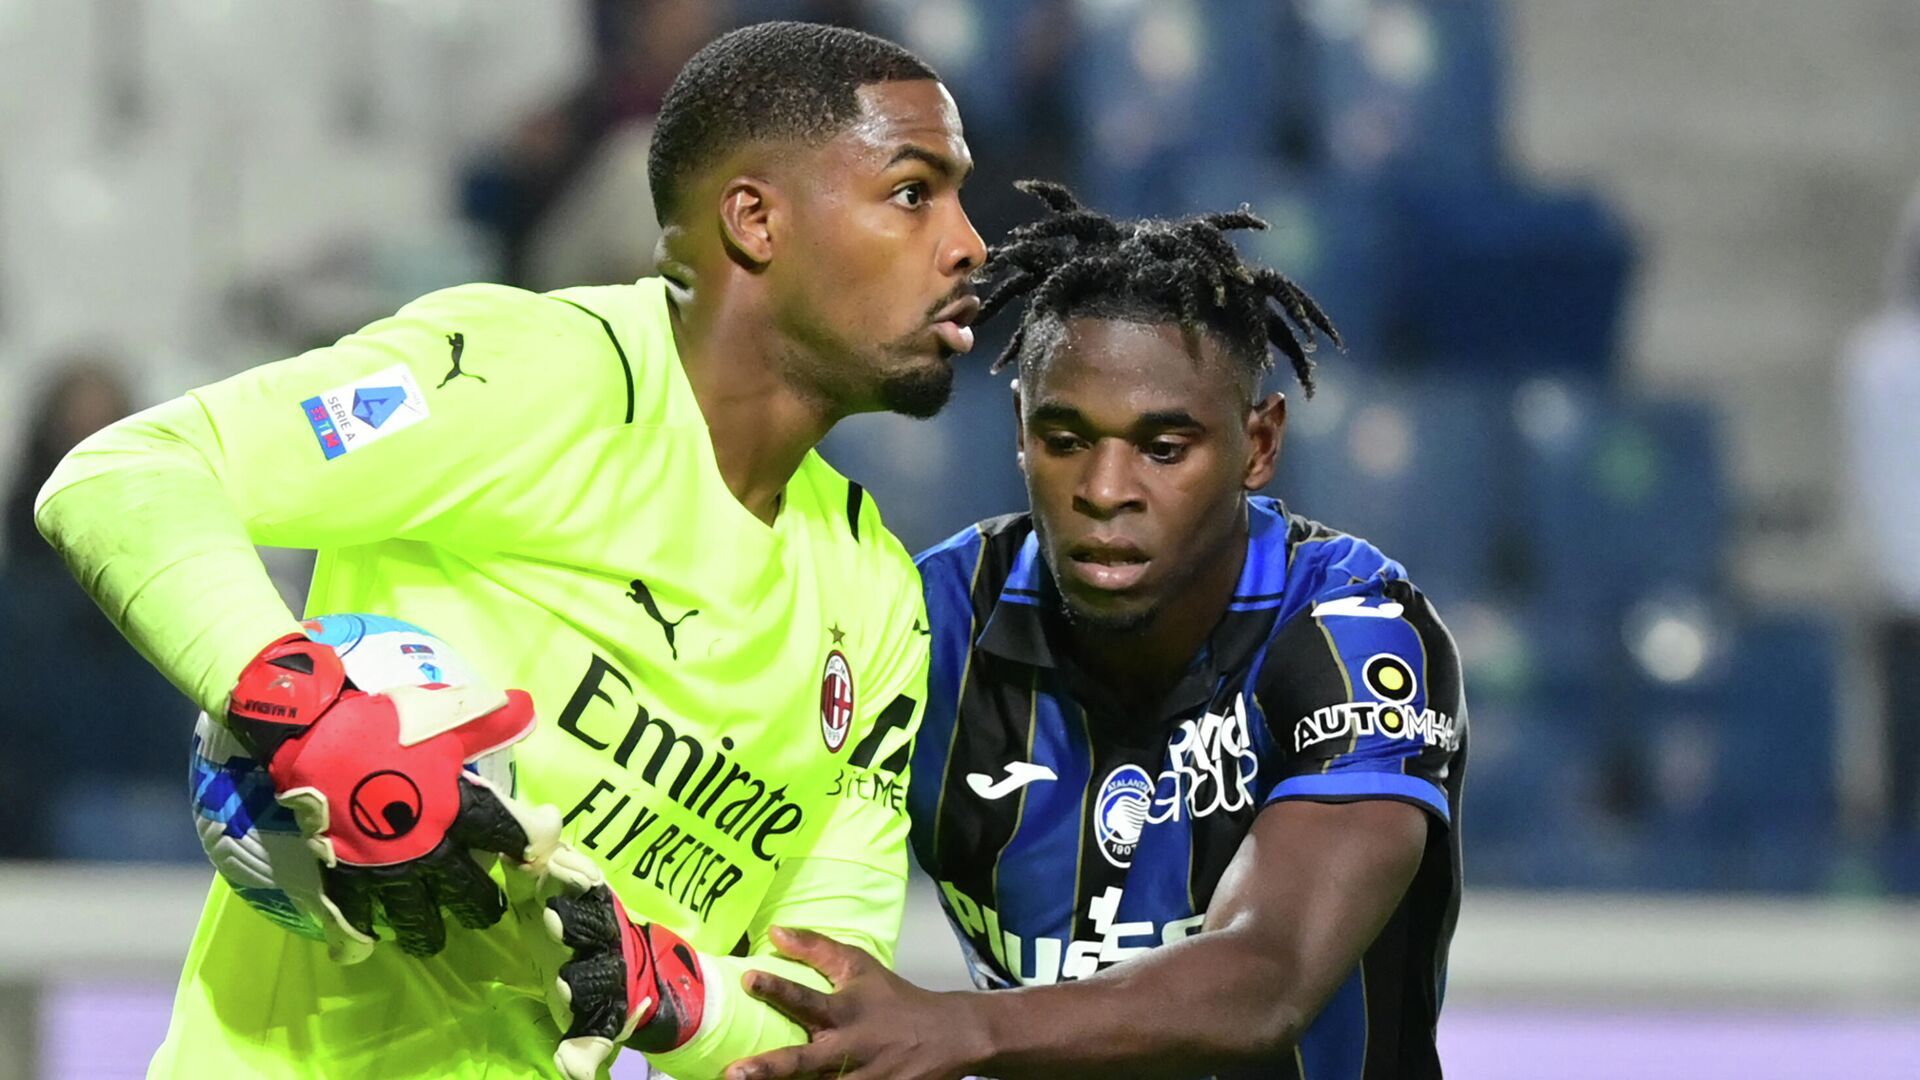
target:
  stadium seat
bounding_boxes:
[1066,0,1289,214]
[1459,691,1603,888]
[1383,183,1634,374]
[1714,617,1838,839]
[1270,368,1508,609]
[1300,0,1507,183]
[1509,384,1730,618]
[1878,833,1920,896]
[1611,615,1839,892]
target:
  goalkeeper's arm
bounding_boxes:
[34,286,622,956]
[34,394,306,717]
[35,402,582,960]
[542,851,905,1080]
[34,283,621,717]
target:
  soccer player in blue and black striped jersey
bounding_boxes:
[727,182,1466,1080]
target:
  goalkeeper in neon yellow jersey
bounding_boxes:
[33,22,986,1080]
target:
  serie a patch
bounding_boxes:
[300,363,431,460]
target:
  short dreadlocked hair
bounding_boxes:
[648,22,939,222]
[979,181,1341,396]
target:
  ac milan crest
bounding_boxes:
[820,650,855,752]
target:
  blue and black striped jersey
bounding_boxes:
[909,496,1466,1080]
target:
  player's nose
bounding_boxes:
[1074,442,1144,518]
[943,203,987,276]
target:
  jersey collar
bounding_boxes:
[975,532,1059,668]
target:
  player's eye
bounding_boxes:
[891,182,929,209]
[1040,431,1085,455]
[1145,438,1190,464]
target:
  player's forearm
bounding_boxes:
[35,397,303,716]
[965,929,1306,1079]
[964,802,1427,1079]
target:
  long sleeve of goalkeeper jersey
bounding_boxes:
[646,854,906,1080]
[33,394,306,717]
[33,283,629,717]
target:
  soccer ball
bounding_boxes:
[186,613,515,941]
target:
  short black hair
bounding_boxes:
[979,181,1341,396]
[648,22,939,222]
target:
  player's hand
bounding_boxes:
[227,633,574,962]
[725,927,989,1080]
[538,874,708,1080]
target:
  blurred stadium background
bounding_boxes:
[3,1,1920,1076]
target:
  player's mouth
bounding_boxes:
[930,294,982,355]
[1064,537,1151,592]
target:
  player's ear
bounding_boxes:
[1244,391,1285,491]
[1011,378,1028,475]
[718,176,777,267]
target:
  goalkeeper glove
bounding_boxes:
[227,632,574,961]
[543,880,708,1080]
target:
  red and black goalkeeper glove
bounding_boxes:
[228,633,569,962]
[543,882,707,1080]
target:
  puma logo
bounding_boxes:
[628,578,698,660]
[437,332,487,388]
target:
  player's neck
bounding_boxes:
[666,278,837,526]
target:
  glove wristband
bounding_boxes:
[227,633,350,762]
[634,921,705,1052]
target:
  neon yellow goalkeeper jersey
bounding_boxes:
[80,280,926,1077]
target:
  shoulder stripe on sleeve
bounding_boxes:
[1270,772,1451,822]
[546,296,635,424]
[846,481,865,541]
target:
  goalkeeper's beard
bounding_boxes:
[779,322,958,422]
[875,349,956,419]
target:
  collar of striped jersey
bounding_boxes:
[974,532,1060,668]
[973,500,1297,712]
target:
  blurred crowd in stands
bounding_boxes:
[5,0,1918,897]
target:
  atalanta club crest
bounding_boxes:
[820,650,855,752]
[1095,764,1153,868]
